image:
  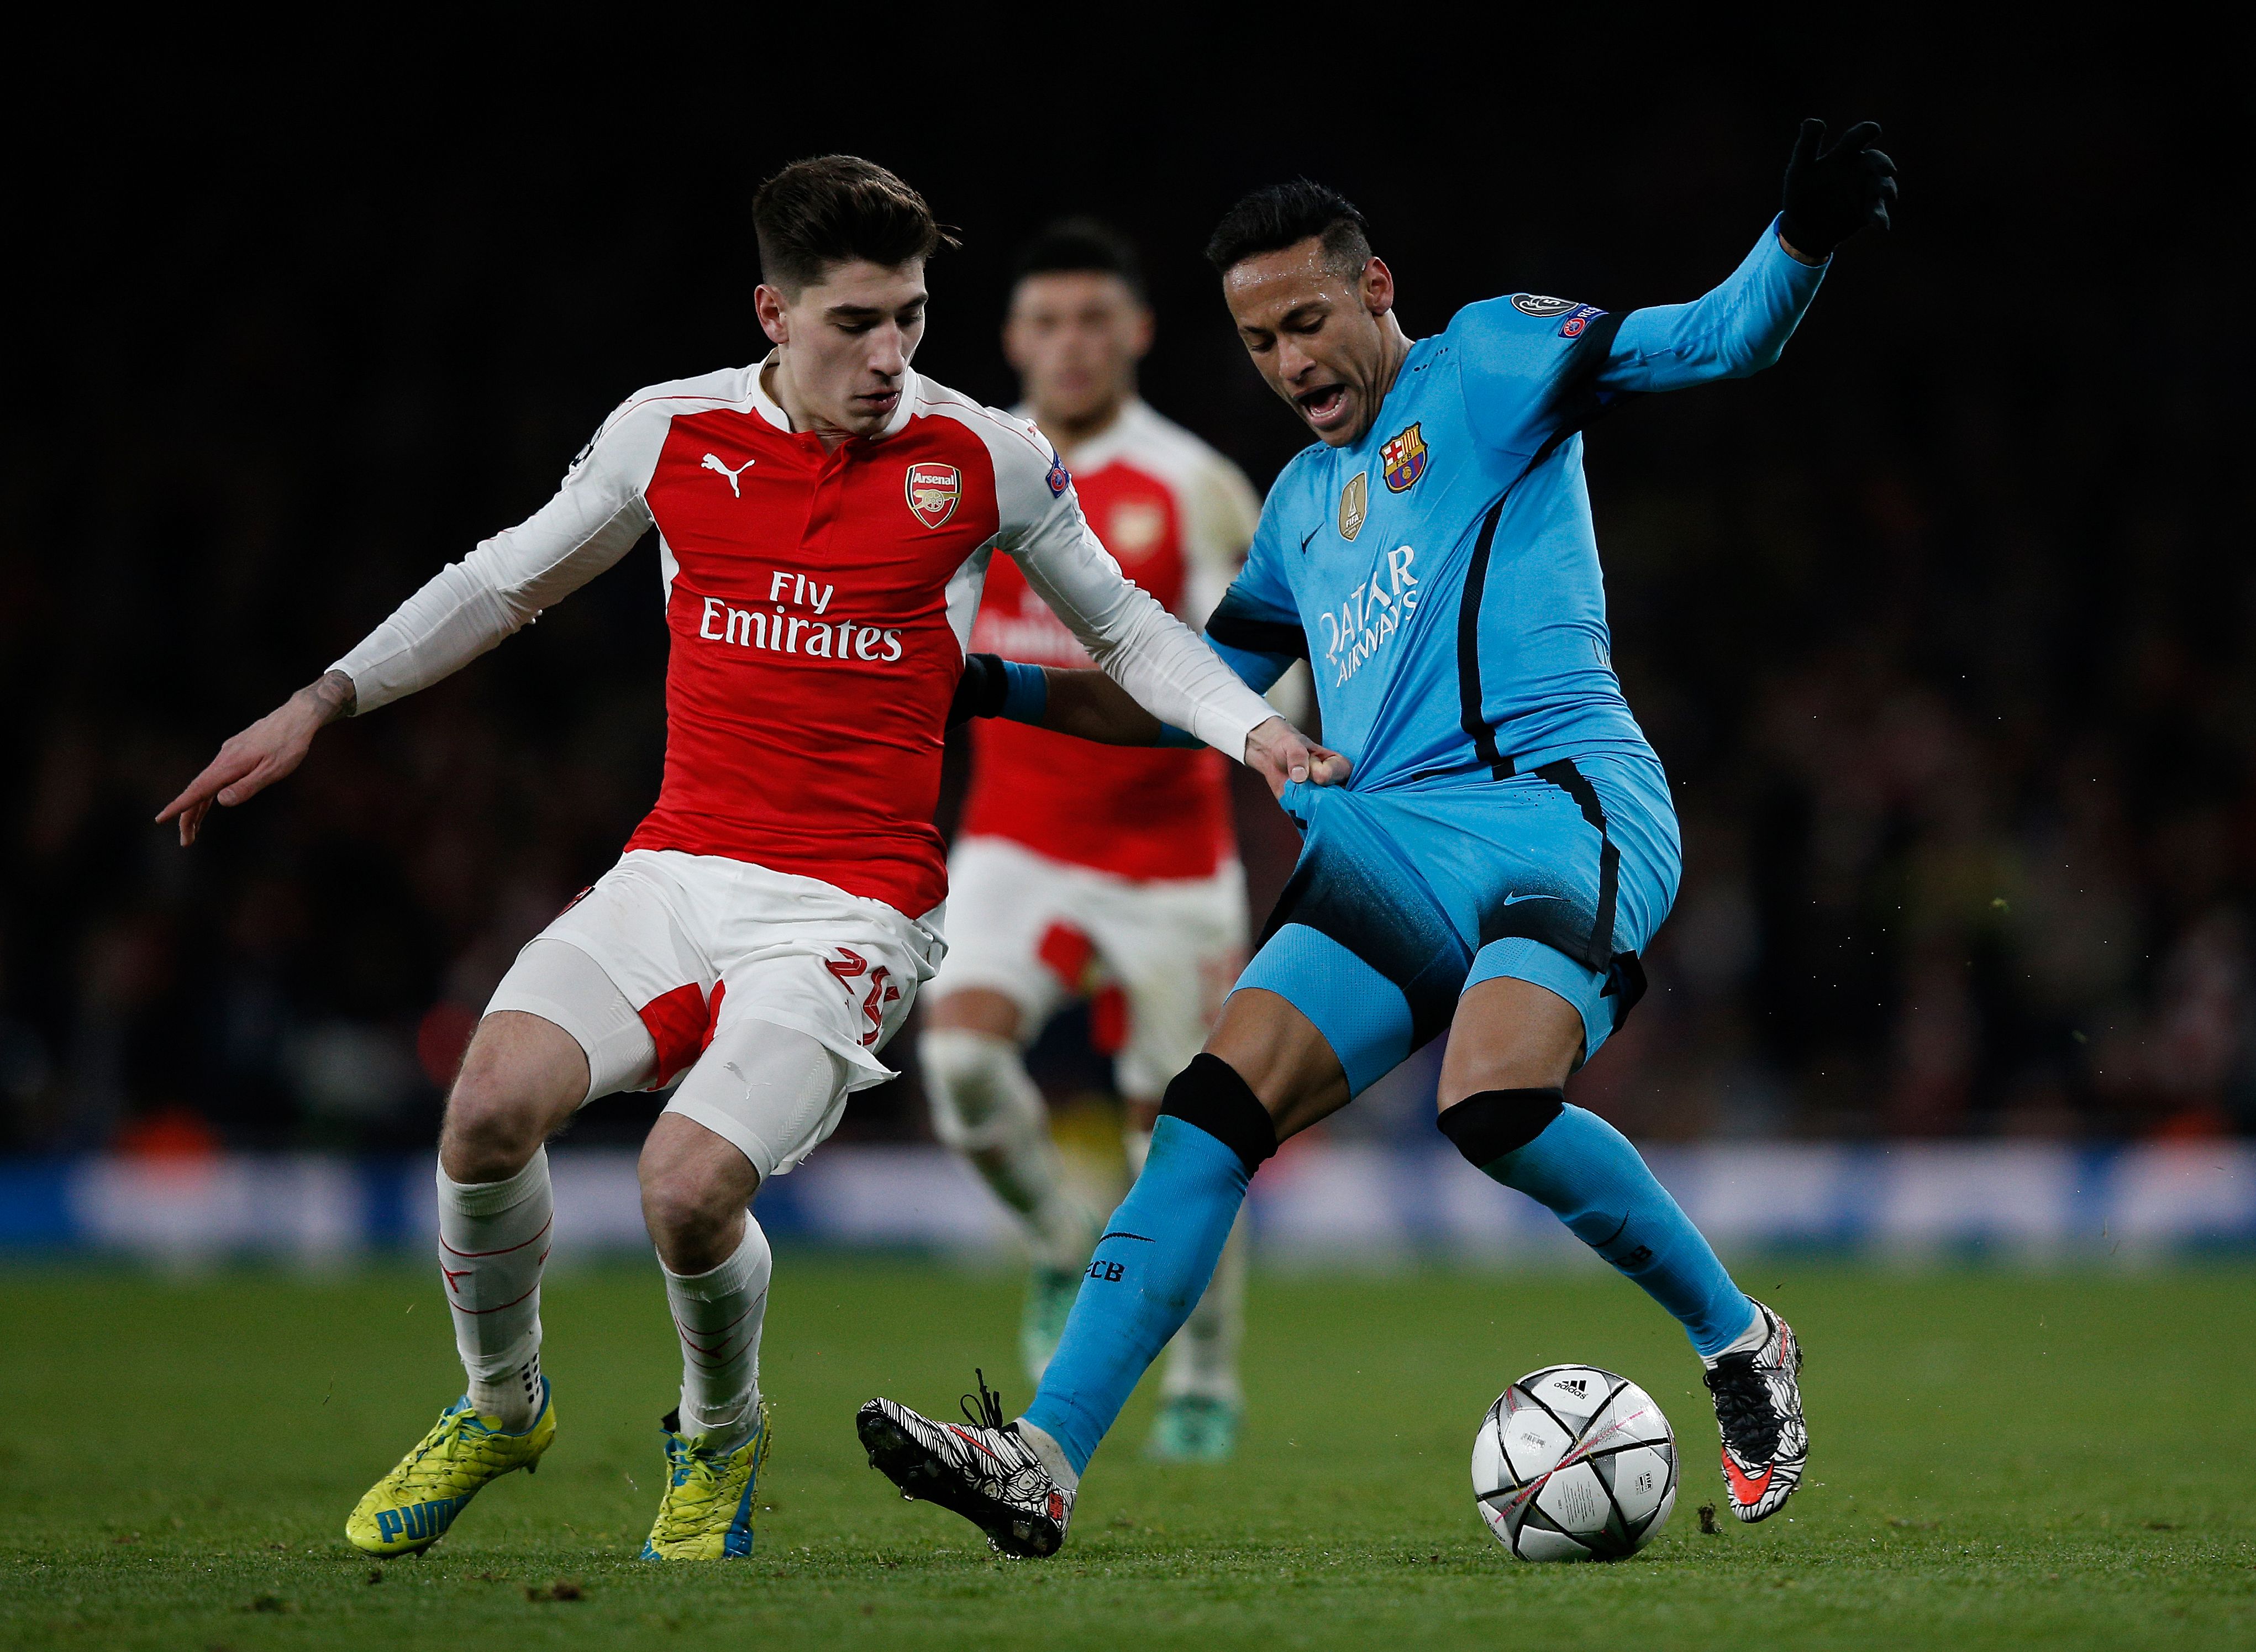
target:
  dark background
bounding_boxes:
[5,26,2249,1158]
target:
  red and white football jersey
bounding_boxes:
[959,401,1260,881]
[331,361,1274,918]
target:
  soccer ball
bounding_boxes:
[1470,1365,1677,1561]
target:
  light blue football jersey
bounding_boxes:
[1207,218,1827,788]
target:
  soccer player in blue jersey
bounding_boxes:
[864,120,1898,1555]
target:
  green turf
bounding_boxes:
[1,1259,2249,1649]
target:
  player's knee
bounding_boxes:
[1157,1054,1277,1177]
[638,1144,756,1261]
[920,1028,1039,1151]
[442,1040,565,1181]
[1436,1087,1566,1168]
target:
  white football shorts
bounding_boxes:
[928,835,1247,1099]
[486,848,945,1179]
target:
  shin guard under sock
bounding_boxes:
[1021,1055,1274,1473]
[661,1218,773,1451]
[1440,1091,1753,1357]
[437,1149,553,1428]
[1127,1125,1249,1403]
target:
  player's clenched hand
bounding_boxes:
[1779,118,1897,262]
[1244,714,1350,800]
[156,671,355,846]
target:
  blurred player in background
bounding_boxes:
[157,157,1325,1564]
[921,222,1280,1461]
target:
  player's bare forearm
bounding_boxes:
[156,670,355,846]
[1050,670,1349,799]
[1035,667,1171,745]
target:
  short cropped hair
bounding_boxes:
[1204,180,1373,277]
[753,155,955,294]
[1012,218,1147,301]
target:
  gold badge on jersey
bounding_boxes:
[1337,471,1368,541]
[904,462,961,529]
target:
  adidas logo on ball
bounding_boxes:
[1558,1379,1588,1397]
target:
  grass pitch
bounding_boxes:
[1,1258,2249,1650]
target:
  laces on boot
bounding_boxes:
[960,1369,1006,1430]
[1704,1355,1782,1461]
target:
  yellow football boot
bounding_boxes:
[641,1401,772,1560]
[345,1379,555,1556]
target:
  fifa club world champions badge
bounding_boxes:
[904,462,962,529]
[1381,424,1427,493]
[1337,470,1368,540]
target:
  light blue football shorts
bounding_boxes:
[1237,752,1681,1097]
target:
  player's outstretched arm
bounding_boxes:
[949,655,1346,799]
[996,410,1340,796]
[1597,118,1896,393]
[156,670,355,846]
[159,404,656,846]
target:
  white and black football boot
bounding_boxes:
[856,1372,1074,1558]
[1703,1300,1807,1523]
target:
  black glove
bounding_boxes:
[1779,118,1897,259]
[947,651,1010,729]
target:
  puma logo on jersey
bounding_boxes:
[702,453,755,496]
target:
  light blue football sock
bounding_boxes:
[1020,1116,1249,1474]
[1488,1104,1753,1358]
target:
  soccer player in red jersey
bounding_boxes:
[921,221,1287,1461]
[157,157,1334,1562]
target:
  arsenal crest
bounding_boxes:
[904,462,961,529]
[1337,470,1368,540]
[1380,424,1428,493]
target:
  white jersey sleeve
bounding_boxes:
[981,415,1275,760]
[1174,440,1313,726]
[1176,447,1261,629]
[330,402,664,713]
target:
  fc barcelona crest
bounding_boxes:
[904,462,961,529]
[1380,423,1428,493]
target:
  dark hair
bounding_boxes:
[1011,217,1147,301]
[753,155,955,294]
[1204,180,1372,276]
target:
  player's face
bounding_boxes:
[1003,271,1151,429]
[756,259,928,439]
[1222,239,1398,448]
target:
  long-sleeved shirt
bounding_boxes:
[1206,218,1826,790]
[332,358,1277,916]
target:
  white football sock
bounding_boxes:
[923,1028,1092,1272]
[437,1148,553,1431]
[661,1218,772,1454]
[1701,1302,1770,1369]
[1127,1125,1247,1403]
[1012,1417,1081,1492]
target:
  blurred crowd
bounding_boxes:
[5,80,2246,1157]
